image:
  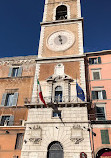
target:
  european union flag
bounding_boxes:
[76,82,85,101]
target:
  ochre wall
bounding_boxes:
[0,107,28,125]
[0,60,36,107]
[0,128,25,158]
[39,61,80,81]
[42,23,79,58]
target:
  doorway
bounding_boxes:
[47,141,63,158]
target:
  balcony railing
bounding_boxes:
[88,113,105,121]
[24,95,85,105]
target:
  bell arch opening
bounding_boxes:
[56,5,67,20]
[47,141,64,158]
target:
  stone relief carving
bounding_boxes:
[70,125,84,144]
[29,125,42,144]
[54,63,64,76]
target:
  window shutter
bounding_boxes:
[8,68,13,77]
[13,92,19,106]
[1,93,7,106]
[89,58,92,64]
[0,116,2,125]
[18,67,22,77]
[15,133,24,149]
[102,90,107,99]
[101,130,110,144]
[8,115,14,126]
[93,72,100,80]
[98,57,101,64]
[92,91,96,100]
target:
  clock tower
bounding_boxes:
[38,0,83,58]
[21,1,92,158]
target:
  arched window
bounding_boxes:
[56,5,67,20]
[47,141,63,158]
[55,86,62,102]
[96,148,111,158]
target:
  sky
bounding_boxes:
[0,0,111,58]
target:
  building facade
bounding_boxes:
[0,56,36,158]
[0,1,111,158]
[86,50,111,158]
[21,0,92,158]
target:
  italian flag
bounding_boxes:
[37,79,47,107]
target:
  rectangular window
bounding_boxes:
[1,116,10,126]
[1,92,18,107]
[93,71,101,80]
[6,93,14,106]
[0,115,14,126]
[92,90,107,100]
[52,111,61,118]
[96,106,105,120]
[12,67,19,77]
[15,133,24,150]
[8,67,22,77]
[101,130,110,144]
[89,57,101,65]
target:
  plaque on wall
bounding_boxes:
[29,125,42,144]
[70,125,84,144]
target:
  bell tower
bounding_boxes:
[38,0,84,58]
[21,1,92,158]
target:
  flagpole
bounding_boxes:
[76,73,78,103]
[37,77,39,104]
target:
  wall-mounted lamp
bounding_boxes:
[83,126,96,136]
[24,140,27,144]
[5,130,9,134]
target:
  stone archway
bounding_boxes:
[47,141,63,158]
[96,148,111,158]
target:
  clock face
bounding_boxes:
[47,30,75,51]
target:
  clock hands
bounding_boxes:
[58,35,63,45]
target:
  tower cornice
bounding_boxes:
[40,18,83,26]
[36,54,85,63]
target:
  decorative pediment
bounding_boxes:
[70,125,84,144]
[47,73,73,82]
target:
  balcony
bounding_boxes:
[88,113,105,121]
[24,95,87,108]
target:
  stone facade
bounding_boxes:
[21,107,92,158]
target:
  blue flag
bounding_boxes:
[76,82,85,101]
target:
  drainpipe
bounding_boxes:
[91,124,95,158]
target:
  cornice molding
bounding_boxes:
[85,50,111,57]
[40,18,83,26]
[0,55,37,65]
[36,54,85,64]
